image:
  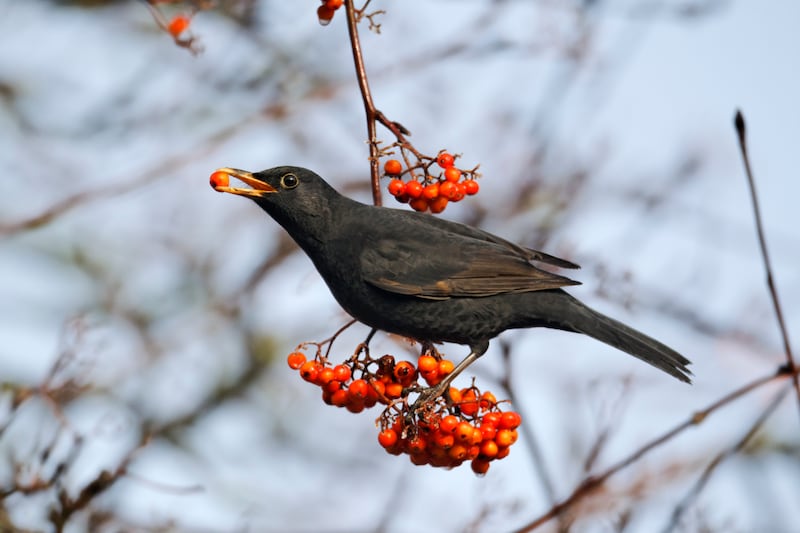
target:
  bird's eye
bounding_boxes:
[280,173,299,190]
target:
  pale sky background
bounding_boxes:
[1,1,798,532]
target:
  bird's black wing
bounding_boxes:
[414,214,580,270]
[360,220,580,300]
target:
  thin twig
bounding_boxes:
[661,381,791,533]
[734,109,800,419]
[514,365,797,532]
[344,0,382,205]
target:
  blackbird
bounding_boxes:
[212,166,692,386]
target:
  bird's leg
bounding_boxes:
[412,340,490,410]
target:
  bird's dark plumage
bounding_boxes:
[213,165,692,383]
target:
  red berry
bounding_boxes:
[326,0,344,9]
[331,389,349,407]
[209,171,229,190]
[417,355,438,373]
[437,152,455,169]
[393,361,417,384]
[438,359,454,375]
[384,159,403,175]
[317,5,335,25]
[499,411,522,430]
[405,180,423,198]
[438,181,456,199]
[455,422,475,444]
[317,367,335,385]
[378,429,398,448]
[348,379,369,399]
[429,196,448,214]
[471,458,491,475]
[387,179,405,197]
[299,361,321,383]
[385,382,403,399]
[422,182,439,200]
[443,167,461,182]
[463,179,479,195]
[167,15,191,37]
[479,391,497,411]
[495,429,518,447]
[286,352,306,370]
[450,183,466,202]
[480,440,499,458]
[332,364,351,382]
[407,436,427,455]
[447,386,462,403]
[439,415,459,434]
[409,197,428,212]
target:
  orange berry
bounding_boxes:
[393,361,417,386]
[448,444,468,461]
[480,391,497,411]
[332,364,351,382]
[432,431,455,450]
[420,369,440,386]
[405,180,423,199]
[331,389,349,407]
[410,453,429,466]
[455,422,475,444]
[438,359,454,376]
[387,178,405,196]
[496,446,511,460]
[317,367,335,385]
[447,387,462,404]
[286,352,306,370]
[450,183,466,202]
[317,5,335,25]
[443,167,461,182]
[482,412,502,427]
[495,429,518,448]
[326,0,344,9]
[480,440,498,459]
[385,382,404,399]
[348,379,369,399]
[429,195,448,214]
[463,179,479,195]
[407,436,427,455]
[439,415,459,434]
[438,181,456,199]
[346,399,365,413]
[499,411,522,430]
[384,159,402,175]
[299,361,321,383]
[209,171,229,190]
[459,389,480,416]
[378,429,398,448]
[422,182,439,200]
[437,152,455,169]
[409,197,428,212]
[417,355,438,373]
[467,445,481,460]
[471,458,491,475]
[167,15,191,37]
[479,423,497,441]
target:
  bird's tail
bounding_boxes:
[536,291,692,383]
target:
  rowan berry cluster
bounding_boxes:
[378,390,521,475]
[383,152,480,213]
[317,0,344,26]
[287,350,520,474]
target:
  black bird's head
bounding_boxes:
[211,165,345,244]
